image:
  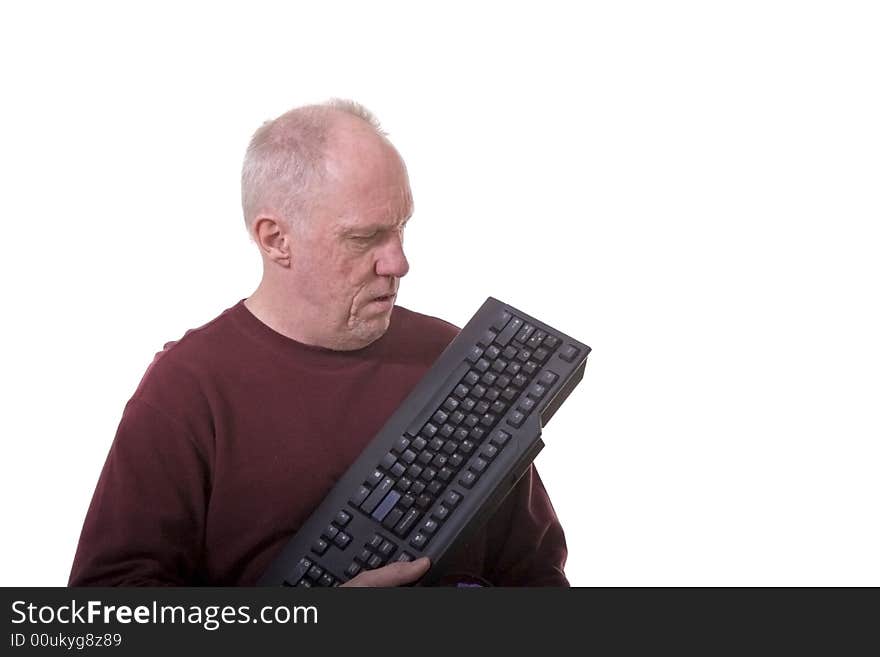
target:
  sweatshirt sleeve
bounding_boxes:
[68,397,211,586]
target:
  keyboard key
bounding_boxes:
[395,508,421,536]
[427,480,443,496]
[513,373,528,388]
[400,449,417,464]
[368,555,383,569]
[420,424,438,439]
[480,372,497,386]
[311,538,329,555]
[438,467,454,482]
[516,349,532,363]
[444,439,460,454]
[480,329,497,346]
[538,371,558,386]
[560,345,580,362]
[527,330,546,349]
[319,573,335,587]
[399,494,415,509]
[522,361,538,376]
[346,562,361,577]
[323,525,339,540]
[461,440,475,454]
[432,409,448,425]
[479,413,496,427]
[308,565,324,581]
[395,477,413,492]
[464,371,480,386]
[459,471,477,488]
[466,345,484,363]
[470,457,488,473]
[449,453,464,468]
[361,477,395,514]
[515,324,535,343]
[518,397,536,414]
[528,383,547,400]
[507,410,526,428]
[390,462,406,478]
[423,519,439,535]
[392,436,410,454]
[490,429,511,447]
[429,437,444,452]
[454,384,470,399]
[417,450,434,465]
[406,464,423,479]
[471,384,487,398]
[450,410,465,425]
[491,359,507,373]
[334,531,352,549]
[468,426,486,442]
[496,374,511,389]
[501,387,518,401]
[460,397,476,412]
[334,510,352,527]
[369,534,383,549]
[380,452,397,470]
[543,334,560,349]
[431,505,450,522]
[492,310,512,330]
[443,397,459,412]
[371,489,402,522]
[382,507,404,530]
[490,400,506,415]
[412,436,428,451]
[367,469,384,486]
[481,444,499,460]
[474,358,490,373]
[485,388,500,401]
[443,490,462,507]
[379,540,396,558]
[396,552,414,562]
[505,361,521,376]
[416,493,433,509]
[495,317,524,346]
[350,485,370,506]
[410,532,429,549]
[475,400,490,415]
[533,347,549,363]
[502,345,518,360]
[410,481,426,495]
[485,345,501,360]
[464,414,479,428]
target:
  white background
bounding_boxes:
[1,1,877,586]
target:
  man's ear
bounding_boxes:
[252,215,292,267]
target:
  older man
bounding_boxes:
[69,100,569,586]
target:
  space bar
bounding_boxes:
[406,361,471,435]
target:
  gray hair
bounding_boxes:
[240,99,386,233]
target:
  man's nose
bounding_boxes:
[375,232,410,278]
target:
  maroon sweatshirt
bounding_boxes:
[69,301,568,586]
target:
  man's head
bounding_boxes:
[241,100,412,351]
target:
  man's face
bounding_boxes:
[288,133,412,350]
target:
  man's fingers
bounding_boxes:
[340,557,430,587]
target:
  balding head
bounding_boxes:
[240,99,392,234]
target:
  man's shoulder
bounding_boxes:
[132,302,243,399]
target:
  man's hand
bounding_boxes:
[340,557,430,587]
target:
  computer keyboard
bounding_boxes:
[258,297,591,587]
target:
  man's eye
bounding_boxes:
[352,233,377,241]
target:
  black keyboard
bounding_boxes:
[258,297,591,587]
